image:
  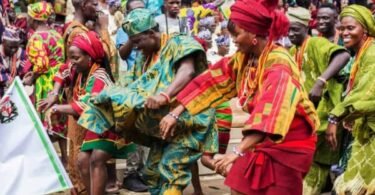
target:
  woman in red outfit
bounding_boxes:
[159,0,319,194]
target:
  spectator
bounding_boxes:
[155,0,182,34]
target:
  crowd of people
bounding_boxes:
[1,0,374,194]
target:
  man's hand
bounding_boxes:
[38,94,59,112]
[160,114,178,140]
[144,95,169,109]
[326,123,338,150]
[309,79,325,105]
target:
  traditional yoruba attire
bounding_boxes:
[331,5,375,194]
[77,9,217,195]
[0,26,28,97]
[287,7,347,194]
[26,2,67,136]
[176,0,320,194]
[58,11,117,191]
[205,35,233,155]
[58,14,118,191]
[52,18,90,193]
[70,31,134,157]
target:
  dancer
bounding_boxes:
[160,0,320,194]
[326,5,375,194]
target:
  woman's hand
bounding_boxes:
[22,72,34,86]
[326,123,338,150]
[160,114,178,140]
[38,94,59,112]
[45,105,59,131]
[144,95,168,109]
[213,153,238,176]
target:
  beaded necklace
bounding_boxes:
[74,63,100,97]
[237,43,275,109]
[295,36,310,71]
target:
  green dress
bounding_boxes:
[78,35,218,194]
[290,37,346,194]
[331,39,375,195]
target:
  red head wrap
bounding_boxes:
[230,0,289,40]
[71,31,105,62]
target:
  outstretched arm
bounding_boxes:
[165,57,196,98]
[309,51,350,103]
[51,104,79,117]
[159,57,237,139]
[320,51,351,81]
[144,57,196,109]
[38,82,63,112]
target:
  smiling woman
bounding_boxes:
[44,31,134,195]
[339,17,369,51]
[327,4,375,195]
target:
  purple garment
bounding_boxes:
[202,3,217,10]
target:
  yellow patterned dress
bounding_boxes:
[26,29,67,136]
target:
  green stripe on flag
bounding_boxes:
[14,79,68,189]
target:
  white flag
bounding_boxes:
[0,77,72,195]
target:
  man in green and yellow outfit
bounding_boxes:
[77,8,218,195]
[287,6,351,195]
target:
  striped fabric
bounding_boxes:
[215,101,232,154]
[177,45,319,142]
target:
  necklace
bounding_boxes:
[237,55,257,108]
[295,37,310,71]
[236,43,275,109]
[74,63,100,97]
